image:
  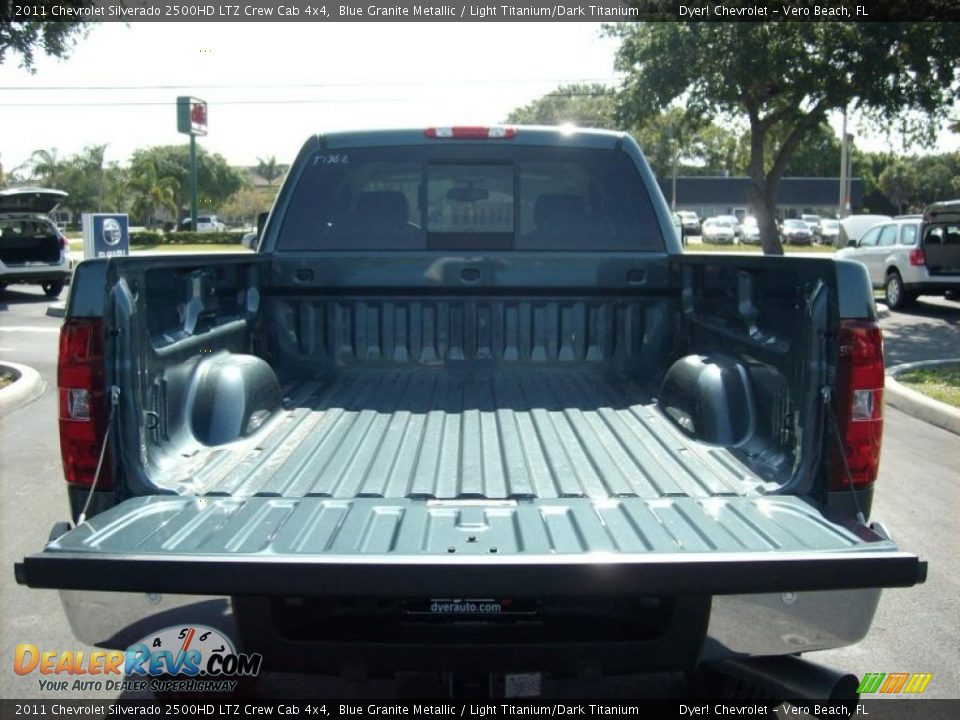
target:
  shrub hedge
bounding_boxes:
[130,231,247,246]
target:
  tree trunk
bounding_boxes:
[751,185,782,255]
[747,122,784,256]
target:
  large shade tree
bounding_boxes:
[130,145,247,220]
[1,2,96,70]
[505,83,618,128]
[878,161,917,215]
[607,22,960,254]
[504,87,745,178]
[130,159,179,226]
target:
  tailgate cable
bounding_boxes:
[820,386,866,525]
[77,386,120,526]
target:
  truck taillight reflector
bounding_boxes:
[425,126,518,139]
[830,319,884,490]
[909,248,925,266]
[58,318,111,489]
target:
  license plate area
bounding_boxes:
[403,598,540,622]
[270,596,678,644]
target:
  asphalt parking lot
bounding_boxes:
[1,284,957,700]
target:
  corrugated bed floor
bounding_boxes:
[180,370,768,500]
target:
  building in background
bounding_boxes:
[658,177,864,221]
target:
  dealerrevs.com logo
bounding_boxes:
[857,672,933,694]
[14,625,262,694]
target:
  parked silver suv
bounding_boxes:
[0,188,71,297]
[836,203,960,309]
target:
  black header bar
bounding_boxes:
[1,700,959,717]
[4,1,960,23]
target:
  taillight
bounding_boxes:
[60,234,69,251]
[909,248,925,266]
[58,318,111,489]
[829,319,884,490]
[424,126,518,139]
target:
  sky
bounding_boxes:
[1,22,622,172]
[2,22,958,175]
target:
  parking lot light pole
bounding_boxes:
[189,135,199,231]
[845,132,854,217]
[671,151,678,211]
[177,96,207,231]
[838,108,848,219]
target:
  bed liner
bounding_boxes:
[165,368,770,500]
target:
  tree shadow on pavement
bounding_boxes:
[881,297,960,367]
[0,287,60,311]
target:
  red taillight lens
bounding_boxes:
[58,318,111,489]
[59,234,69,251]
[829,319,884,490]
[909,248,925,266]
[425,126,518,139]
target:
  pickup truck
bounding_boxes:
[16,127,926,695]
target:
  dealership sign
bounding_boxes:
[82,214,129,259]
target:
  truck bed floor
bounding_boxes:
[177,369,767,500]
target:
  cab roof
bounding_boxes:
[312,126,628,151]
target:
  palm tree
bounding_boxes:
[29,148,63,187]
[256,156,284,186]
[80,145,108,212]
[103,164,131,215]
[130,159,180,227]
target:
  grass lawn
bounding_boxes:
[896,366,960,408]
[69,240,249,254]
[131,244,251,253]
[687,242,835,254]
[0,368,16,390]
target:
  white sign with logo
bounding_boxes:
[82,213,130,259]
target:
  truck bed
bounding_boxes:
[171,369,768,500]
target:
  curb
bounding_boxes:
[0,361,46,418]
[885,359,960,435]
[873,297,890,319]
[46,302,66,318]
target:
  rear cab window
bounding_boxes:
[277,146,663,252]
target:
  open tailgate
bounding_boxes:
[16,496,925,596]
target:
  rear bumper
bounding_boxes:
[904,280,960,294]
[0,261,70,284]
[54,586,881,675]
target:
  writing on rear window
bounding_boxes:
[315,154,349,165]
